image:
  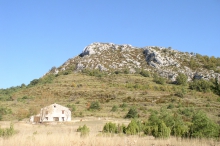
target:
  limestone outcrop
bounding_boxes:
[47,42,220,82]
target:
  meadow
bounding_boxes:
[0,118,219,146]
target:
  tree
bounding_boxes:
[151,121,171,138]
[189,79,212,92]
[190,111,219,138]
[176,73,188,86]
[213,77,220,96]
[126,119,140,135]
[29,79,39,86]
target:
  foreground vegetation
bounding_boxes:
[0,69,220,142]
[0,120,219,146]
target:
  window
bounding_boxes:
[46,117,48,120]
[54,105,56,108]
[62,110,65,114]
[46,111,48,115]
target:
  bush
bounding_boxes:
[103,122,117,133]
[189,111,219,138]
[189,79,212,92]
[0,107,12,121]
[153,75,166,85]
[29,79,39,86]
[126,119,143,135]
[140,70,150,77]
[119,103,127,108]
[67,104,76,112]
[0,123,16,137]
[176,73,188,86]
[212,77,220,96]
[167,104,174,109]
[111,105,118,112]
[151,121,171,138]
[77,125,90,137]
[125,107,138,119]
[88,101,101,111]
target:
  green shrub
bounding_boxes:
[126,119,144,135]
[29,79,39,86]
[0,107,12,121]
[111,105,118,112]
[176,73,188,86]
[126,119,140,135]
[125,107,138,119]
[189,79,212,92]
[189,111,219,138]
[151,121,171,138]
[88,101,101,111]
[67,104,76,112]
[103,122,117,133]
[0,123,16,137]
[153,75,166,85]
[212,77,220,96]
[140,70,150,77]
[167,104,174,109]
[119,103,127,108]
[77,125,90,137]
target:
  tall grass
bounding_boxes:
[0,121,218,146]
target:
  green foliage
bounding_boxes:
[111,105,118,112]
[0,106,12,121]
[28,74,56,87]
[189,79,212,92]
[140,70,150,77]
[176,73,188,86]
[175,87,187,98]
[77,125,90,137]
[103,122,117,133]
[151,121,171,138]
[153,75,166,85]
[40,74,55,84]
[82,69,106,77]
[190,111,219,138]
[125,107,138,119]
[167,103,174,109]
[0,86,24,101]
[88,101,101,111]
[212,77,220,96]
[119,103,127,109]
[126,119,143,135]
[188,58,200,70]
[29,79,39,86]
[0,123,16,137]
[67,104,76,112]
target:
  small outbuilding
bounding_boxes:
[30,103,71,123]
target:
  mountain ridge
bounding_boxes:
[47,42,220,82]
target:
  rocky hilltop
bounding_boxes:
[48,42,220,82]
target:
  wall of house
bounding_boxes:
[40,103,71,122]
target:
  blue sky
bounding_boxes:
[0,0,220,89]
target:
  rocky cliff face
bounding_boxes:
[48,42,220,82]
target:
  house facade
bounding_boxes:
[30,103,71,123]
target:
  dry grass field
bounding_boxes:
[0,117,219,146]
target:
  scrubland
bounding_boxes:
[0,119,219,146]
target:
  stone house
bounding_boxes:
[30,103,71,123]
